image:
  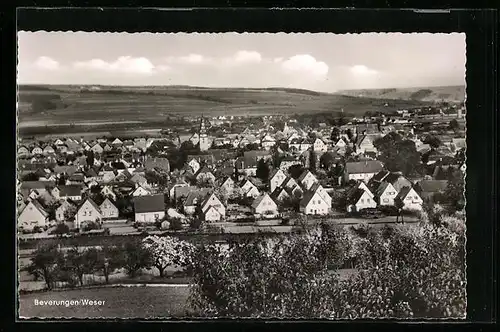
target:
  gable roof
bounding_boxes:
[298,170,315,182]
[345,160,384,174]
[22,199,49,218]
[251,193,275,209]
[184,188,211,206]
[347,188,370,205]
[299,190,323,208]
[133,194,165,213]
[78,197,102,214]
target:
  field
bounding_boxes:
[17,84,434,136]
[338,85,465,103]
[18,286,192,319]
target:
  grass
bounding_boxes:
[18,286,192,319]
[338,85,465,103]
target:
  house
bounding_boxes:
[240,179,260,198]
[168,181,189,201]
[31,146,43,155]
[18,146,30,156]
[344,160,384,183]
[145,157,170,173]
[75,198,102,229]
[129,173,148,186]
[252,193,279,217]
[53,185,83,201]
[370,171,413,192]
[55,200,76,223]
[43,145,56,155]
[300,190,330,215]
[414,180,448,201]
[346,188,377,213]
[187,158,201,174]
[219,177,235,195]
[190,132,200,146]
[200,193,226,221]
[269,169,288,193]
[134,194,165,223]
[374,182,398,206]
[313,138,328,153]
[100,197,119,219]
[396,186,423,211]
[18,200,49,231]
[298,170,318,191]
[91,143,104,154]
[111,138,123,146]
[261,134,276,150]
[183,189,211,215]
[355,135,378,155]
[195,166,216,185]
[132,185,151,197]
[20,181,55,199]
[271,187,291,203]
[100,185,117,201]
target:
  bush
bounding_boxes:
[82,221,100,232]
[169,218,184,231]
[33,226,44,233]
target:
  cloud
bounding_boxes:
[34,56,60,70]
[350,65,378,76]
[73,56,155,75]
[279,55,329,78]
[230,50,262,64]
[166,53,210,65]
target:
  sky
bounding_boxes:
[17,32,466,92]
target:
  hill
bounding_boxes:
[336,86,465,103]
[17,85,433,130]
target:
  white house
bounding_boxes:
[310,183,332,209]
[219,177,235,195]
[396,187,423,211]
[375,182,398,206]
[346,189,377,213]
[313,138,328,153]
[298,170,318,191]
[188,158,201,174]
[132,185,151,197]
[134,194,165,223]
[100,197,119,219]
[269,169,288,193]
[200,193,226,221]
[55,200,75,223]
[18,200,49,231]
[241,179,260,198]
[300,191,329,215]
[100,185,116,201]
[251,193,279,217]
[183,189,211,215]
[261,134,276,150]
[75,198,103,229]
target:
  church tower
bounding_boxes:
[199,116,210,151]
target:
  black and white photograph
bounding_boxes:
[17,31,466,319]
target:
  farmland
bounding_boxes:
[17,84,435,136]
[338,85,465,103]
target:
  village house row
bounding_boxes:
[17,111,466,232]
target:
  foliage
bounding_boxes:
[94,245,125,284]
[142,235,187,277]
[189,219,466,319]
[330,127,341,142]
[374,132,422,176]
[61,246,99,286]
[444,170,465,212]
[288,164,305,179]
[169,218,184,231]
[449,119,460,131]
[423,135,442,149]
[25,244,63,290]
[319,152,335,170]
[82,221,101,232]
[120,240,153,277]
[21,172,39,181]
[52,223,70,236]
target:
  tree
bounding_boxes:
[374,133,422,176]
[309,150,317,172]
[423,135,441,149]
[21,172,39,181]
[121,240,153,277]
[346,129,354,142]
[86,150,95,167]
[52,223,70,237]
[256,159,270,182]
[63,246,98,286]
[142,235,193,278]
[330,127,341,142]
[449,119,460,132]
[320,152,335,171]
[444,170,465,212]
[63,204,77,221]
[394,197,405,224]
[25,244,63,290]
[94,245,124,284]
[169,218,184,231]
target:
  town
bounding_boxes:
[18,102,465,241]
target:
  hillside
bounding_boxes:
[336,86,465,103]
[17,85,432,128]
